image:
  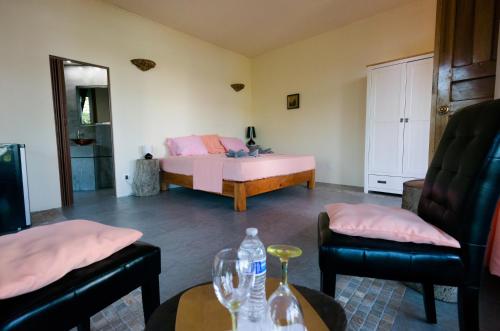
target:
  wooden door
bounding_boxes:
[367,63,406,176]
[430,0,500,153]
[402,57,434,179]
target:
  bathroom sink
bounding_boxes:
[71,138,95,146]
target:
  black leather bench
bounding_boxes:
[0,241,161,331]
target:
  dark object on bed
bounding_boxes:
[226,149,259,158]
[258,147,273,154]
[247,145,273,154]
[0,242,161,331]
[319,100,500,331]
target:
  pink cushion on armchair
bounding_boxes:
[325,203,460,248]
[0,220,142,299]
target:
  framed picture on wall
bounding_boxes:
[287,93,300,110]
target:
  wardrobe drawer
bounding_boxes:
[368,175,402,190]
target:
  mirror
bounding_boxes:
[76,86,110,125]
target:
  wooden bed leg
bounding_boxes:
[307,170,315,189]
[160,173,169,191]
[234,183,247,212]
[160,181,169,191]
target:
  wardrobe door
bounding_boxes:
[368,64,405,176]
[402,58,433,179]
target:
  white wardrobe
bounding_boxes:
[364,54,433,194]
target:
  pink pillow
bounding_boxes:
[219,137,249,152]
[201,135,226,154]
[171,135,208,156]
[166,138,179,156]
[325,203,460,248]
[0,220,142,299]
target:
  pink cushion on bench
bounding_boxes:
[325,203,460,248]
[0,220,142,299]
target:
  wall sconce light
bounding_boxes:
[231,83,245,92]
[131,59,156,71]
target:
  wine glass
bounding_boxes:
[213,248,255,331]
[267,245,306,331]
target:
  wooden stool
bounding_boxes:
[133,159,160,196]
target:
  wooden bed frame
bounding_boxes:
[160,169,315,212]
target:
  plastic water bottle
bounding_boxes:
[239,228,267,324]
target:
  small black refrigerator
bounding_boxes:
[0,144,31,234]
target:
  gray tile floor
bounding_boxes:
[58,184,499,331]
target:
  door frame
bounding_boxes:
[49,55,115,206]
[429,0,455,157]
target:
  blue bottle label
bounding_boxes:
[253,259,266,276]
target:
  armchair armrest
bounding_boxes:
[317,212,332,248]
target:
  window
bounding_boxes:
[81,96,91,125]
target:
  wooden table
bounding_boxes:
[145,278,346,331]
[401,179,424,213]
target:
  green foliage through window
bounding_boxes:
[81,96,91,125]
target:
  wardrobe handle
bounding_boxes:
[400,118,403,123]
[404,118,409,123]
[377,180,387,184]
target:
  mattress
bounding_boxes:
[160,154,315,182]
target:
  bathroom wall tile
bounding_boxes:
[71,158,96,191]
[95,156,114,189]
[70,145,95,158]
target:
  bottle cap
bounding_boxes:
[246,228,258,236]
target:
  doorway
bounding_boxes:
[49,56,115,206]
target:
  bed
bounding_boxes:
[160,154,316,211]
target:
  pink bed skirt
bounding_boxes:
[487,201,500,277]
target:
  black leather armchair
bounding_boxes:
[0,241,161,331]
[319,100,500,331]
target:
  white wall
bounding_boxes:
[252,0,436,187]
[0,0,252,211]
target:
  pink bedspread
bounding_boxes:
[192,157,224,194]
[160,154,316,182]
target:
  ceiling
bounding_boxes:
[104,0,417,57]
